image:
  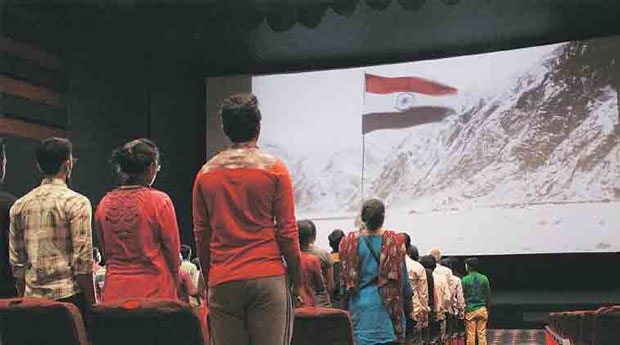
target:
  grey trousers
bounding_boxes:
[208,275,293,345]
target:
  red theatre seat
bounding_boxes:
[0,297,88,345]
[592,305,620,345]
[292,307,355,345]
[90,299,205,345]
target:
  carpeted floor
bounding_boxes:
[487,329,546,345]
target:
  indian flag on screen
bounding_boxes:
[363,74,458,134]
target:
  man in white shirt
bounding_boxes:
[421,255,452,345]
[403,234,429,345]
[441,258,466,343]
[431,248,452,278]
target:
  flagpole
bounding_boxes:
[361,72,367,203]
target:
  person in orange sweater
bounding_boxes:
[192,93,307,345]
[298,220,330,307]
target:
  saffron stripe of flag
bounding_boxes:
[365,73,458,95]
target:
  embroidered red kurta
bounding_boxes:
[95,187,180,302]
[340,230,407,342]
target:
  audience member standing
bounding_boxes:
[442,258,466,341]
[93,247,104,302]
[180,244,200,306]
[403,234,429,345]
[420,255,452,345]
[178,255,198,303]
[0,138,17,298]
[298,220,329,307]
[95,139,180,302]
[305,221,335,295]
[462,258,491,345]
[340,199,413,345]
[192,94,307,345]
[430,248,452,278]
[328,229,345,308]
[10,138,95,316]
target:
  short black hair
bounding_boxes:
[298,219,316,248]
[409,244,420,261]
[220,93,262,143]
[36,137,72,175]
[419,255,437,270]
[465,257,479,271]
[402,233,411,251]
[361,199,385,231]
[328,229,345,253]
[111,138,159,176]
[180,244,192,260]
[439,258,452,269]
[191,258,201,269]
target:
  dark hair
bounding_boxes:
[36,137,72,175]
[191,258,201,269]
[297,219,315,249]
[465,257,479,272]
[328,229,345,253]
[111,138,159,177]
[361,199,385,231]
[450,257,462,277]
[439,258,452,269]
[220,93,262,143]
[419,255,437,270]
[180,244,192,260]
[409,244,420,261]
[402,233,411,251]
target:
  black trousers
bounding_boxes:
[58,292,90,331]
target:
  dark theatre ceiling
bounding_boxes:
[2,0,620,75]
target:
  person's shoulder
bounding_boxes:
[65,190,92,208]
[143,188,173,204]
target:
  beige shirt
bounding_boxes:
[448,275,466,316]
[406,256,429,319]
[432,272,452,317]
[10,178,93,300]
[181,260,200,306]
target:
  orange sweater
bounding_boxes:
[192,145,300,287]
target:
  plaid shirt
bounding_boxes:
[9,178,93,300]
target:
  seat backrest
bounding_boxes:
[0,297,88,345]
[576,310,596,345]
[592,305,620,345]
[292,307,354,345]
[90,298,205,345]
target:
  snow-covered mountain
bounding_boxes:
[265,36,620,216]
[365,36,620,213]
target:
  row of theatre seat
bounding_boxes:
[545,305,620,345]
[0,298,355,345]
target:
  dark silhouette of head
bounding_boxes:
[36,137,73,178]
[220,93,262,143]
[465,257,479,273]
[111,138,160,186]
[297,219,316,250]
[419,255,437,270]
[361,199,385,232]
[181,244,192,261]
[328,229,345,253]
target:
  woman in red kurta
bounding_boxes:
[95,138,180,302]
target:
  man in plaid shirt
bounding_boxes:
[9,137,95,318]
